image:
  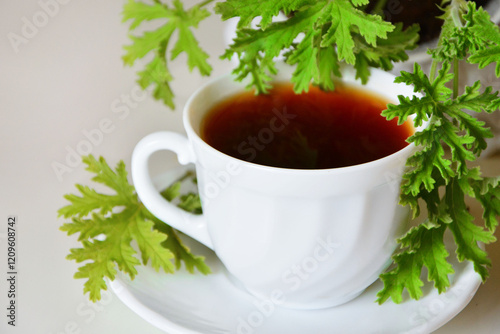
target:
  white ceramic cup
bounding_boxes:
[131,65,424,309]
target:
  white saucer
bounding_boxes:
[110,167,481,334]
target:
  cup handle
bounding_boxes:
[131,131,213,250]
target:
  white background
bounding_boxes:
[0,1,499,333]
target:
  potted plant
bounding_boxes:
[372,0,500,156]
[60,0,500,310]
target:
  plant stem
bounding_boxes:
[159,170,196,199]
[430,0,465,82]
[196,0,215,9]
[154,0,214,9]
[449,0,465,28]
[371,0,389,15]
[449,0,463,98]
[430,60,439,82]
[175,170,196,184]
[453,57,460,99]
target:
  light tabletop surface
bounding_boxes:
[1,1,499,333]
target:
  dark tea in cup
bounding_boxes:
[201,83,414,169]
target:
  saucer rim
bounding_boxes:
[109,249,481,334]
[109,278,201,334]
[110,166,482,334]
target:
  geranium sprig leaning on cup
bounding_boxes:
[59,155,209,302]
[377,0,500,304]
[59,0,500,303]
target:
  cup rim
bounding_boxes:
[183,66,425,175]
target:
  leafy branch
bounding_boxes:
[122,0,419,103]
[376,0,500,304]
[59,155,209,301]
[122,0,214,109]
[217,0,419,93]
